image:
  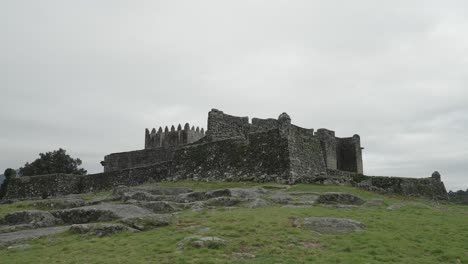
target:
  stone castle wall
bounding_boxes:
[204,109,250,141]
[352,172,448,200]
[171,129,291,183]
[4,163,171,200]
[2,108,447,201]
[287,125,327,183]
[315,129,338,170]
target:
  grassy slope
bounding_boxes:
[0,182,467,264]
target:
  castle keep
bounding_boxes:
[4,109,448,200]
[102,109,364,183]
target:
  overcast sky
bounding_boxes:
[1,0,467,191]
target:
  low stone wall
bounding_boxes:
[353,174,448,200]
[4,163,171,200]
[323,170,448,200]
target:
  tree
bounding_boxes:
[19,148,87,176]
[0,168,16,199]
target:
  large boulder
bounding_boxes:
[70,223,137,237]
[294,217,366,234]
[121,191,171,202]
[317,192,365,205]
[1,210,62,228]
[205,197,243,207]
[135,201,180,213]
[52,204,152,224]
[228,187,268,199]
[178,236,228,249]
[245,198,271,209]
[268,192,293,204]
[0,226,70,247]
[30,197,86,209]
[175,192,207,203]
[120,214,172,231]
[131,186,192,196]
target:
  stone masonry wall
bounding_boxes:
[4,163,171,200]
[315,128,338,170]
[250,118,279,133]
[288,125,327,183]
[204,109,250,141]
[171,129,291,183]
[145,123,204,149]
[325,169,448,200]
[353,173,447,200]
[103,147,176,172]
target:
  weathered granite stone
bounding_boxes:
[281,205,312,209]
[228,187,268,198]
[2,210,62,228]
[205,197,243,207]
[52,204,152,224]
[112,185,131,196]
[135,201,180,213]
[269,192,293,204]
[232,252,256,260]
[121,191,169,202]
[245,198,270,208]
[30,197,86,209]
[70,223,137,236]
[178,236,228,249]
[317,192,365,205]
[7,244,32,250]
[131,186,192,196]
[175,192,207,203]
[205,189,232,199]
[120,214,172,231]
[294,217,366,234]
[0,226,70,247]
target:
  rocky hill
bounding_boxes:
[0,181,466,263]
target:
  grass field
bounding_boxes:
[0,182,467,263]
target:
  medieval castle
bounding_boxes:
[103,109,364,183]
[3,109,448,200]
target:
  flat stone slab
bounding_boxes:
[1,210,62,228]
[317,192,365,205]
[52,204,153,224]
[226,187,268,199]
[294,217,366,234]
[120,214,172,231]
[0,226,70,247]
[133,201,180,213]
[178,236,228,249]
[30,197,86,209]
[268,192,293,204]
[132,186,193,196]
[245,198,270,208]
[70,223,138,237]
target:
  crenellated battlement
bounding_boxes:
[145,123,205,149]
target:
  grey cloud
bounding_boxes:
[1,0,467,190]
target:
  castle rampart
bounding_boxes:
[1,108,447,201]
[145,123,204,149]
